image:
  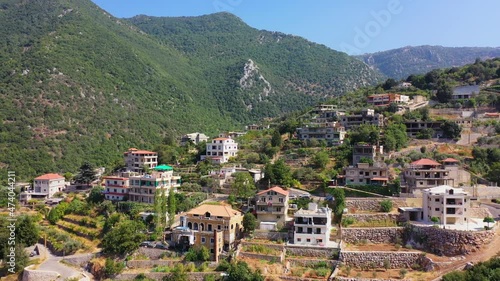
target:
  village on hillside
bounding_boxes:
[6,78,500,281]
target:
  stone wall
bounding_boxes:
[253,230,289,241]
[285,245,338,258]
[126,259,177,269]
[115,272,218,281]
[406,224,495,256]
[135,247,168,260]
[241,240,285,251]
[286,258,337,268]
[22,265,61,281]
[341,227,404,244]
[343,213,400,223]
[339,251,424,269]
[346,198,407,212]
[239,251,284,263]
[336,278,411,281]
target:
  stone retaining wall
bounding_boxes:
[341,227,404,244]
[286,258,337,268]
[135,247,168,260]
[406,224,495,256]
[115,272,217,281]
[241,240,285,251]
[343,213,400,223]
[285,245,338,258]
[126,259,178,269]
[253,230,289,241]
[22,265,61,281]
[336,278,411,281]
[239,251,284,263]
[339,251,424,269]
[346,198,407,212]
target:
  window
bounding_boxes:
[217,225,221,230]
[435,208,440,211]
[210,238,214,244]
[317,239,323,243]
[435,198,440,202]
[277,215,281,219]
[316,228,321,234]
[208,224,212,231]
[201,237,206,243]
[297,238,301,242]
[306,239,311,242]
[279,198,284,203]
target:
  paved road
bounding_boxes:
[34,244,88,280]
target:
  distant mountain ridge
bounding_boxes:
[357,45,500,79]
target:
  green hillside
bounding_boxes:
[0,0,381,179]
[358,45,500,79]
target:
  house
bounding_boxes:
[311,105,345,123]
[352,144,383,165]
[367,93,410,107]
[245,124,270,131]
[127,165,181,204]
[124,148,158,173]
[202,138,239,164]
[339,162,389,186]
[452,85,480,100]
[403,158,454,194]
[296,122,346,145]
[293,203,332,246]
[103,176,129,201]
[33,173,65,198]
[172,204,243,261]
[422,185,470,225]
[404,120,444,138]
[180,132,210,145]
[255,186,289,229]
[340,109,384,130]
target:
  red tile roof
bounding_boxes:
[35,173,64,180]
[442,158,459,163]
[213,137,230,141]
[410,158,441,166]
[257,186,289,196]
[124,148,156,155]
[104,176,129,180]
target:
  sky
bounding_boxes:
[90,0,500,55]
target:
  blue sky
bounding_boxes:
[90,0,500,55]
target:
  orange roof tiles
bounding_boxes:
[411,158,441,166]
[35,173,64,180]
[186,204,241,218]
[442,158,459,163]
[257,186,289,196]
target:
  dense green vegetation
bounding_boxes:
[0,0,381,180]
[358,45,500,79]
[442,257,500,281]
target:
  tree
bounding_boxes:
[431,216,440,225]
[271,130,282,148]
[264,159,294,187]
[167,189,176,228]
[380,200,393,212]
[87,186,105,204]
[388,178,401,196]
[441,120,462,139]
[63,172,73,182]
[226,261,264,281]
[483,216,495,228]
[310,150,330,169]
[104,258,125,278]
[416,128,434,139]
[486,162,500,184]
[102,219,146,255]
[5,244,29,273]
[384,123,408,151]
[232,172,256,199]
[383,258,391,271]
[382,78,397,90]
[16,215,39,247]
[331,188,345,222]
[74,162,97,186]
[350,124,379,145]
[436,84,453,103]
[243,213,257,233]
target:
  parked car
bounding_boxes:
[154,243,168,250]
[140,241,156,248]
[299,194,311,199]
[325,195,334,201]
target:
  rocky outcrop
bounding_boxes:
[341,227,404,244]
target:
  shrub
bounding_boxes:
[399,268,408,279]
[341,217,356,227]
[380,199,393,212]
[215,260,230,271]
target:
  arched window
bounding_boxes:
[205,212,211,218]
[200,223,204,231]
[187,222,192,229]
[194,222,199,230]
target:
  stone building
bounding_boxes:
[255,186,289,229]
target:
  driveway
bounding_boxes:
[34,244,88,280]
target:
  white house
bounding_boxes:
[293,203,332,246]
[202,137,238,164]
[422,185,470,225]
[127,165,181,204]
[103,176,130,201]
[33,173,65,198]
[181,132,210,145]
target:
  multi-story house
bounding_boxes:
[367,93,410,107]
[245,124,270,131]
[103,176,130,201]
[311,104,345,123]
[33,173,65,198]
[352,144,384,165]
[255,186,289,229]
[339,162,389,186]
[180,132,210,145]
[296,122,346,145]
[403,158,454,194]
[124,148,158,173]
[340,109,384,130]
[452,85,480,100]
[293,203,332,246]
[202,137,239,164]
[127,166,181,203]
[403,120,444,138]
[172,204,243,261]
[422,185,470,225]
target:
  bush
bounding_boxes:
[380,199,393,212]
[341,217,356,227]
[215,260,230,271]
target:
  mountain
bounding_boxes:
[358,45,500,80]
[0,0,381,179]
